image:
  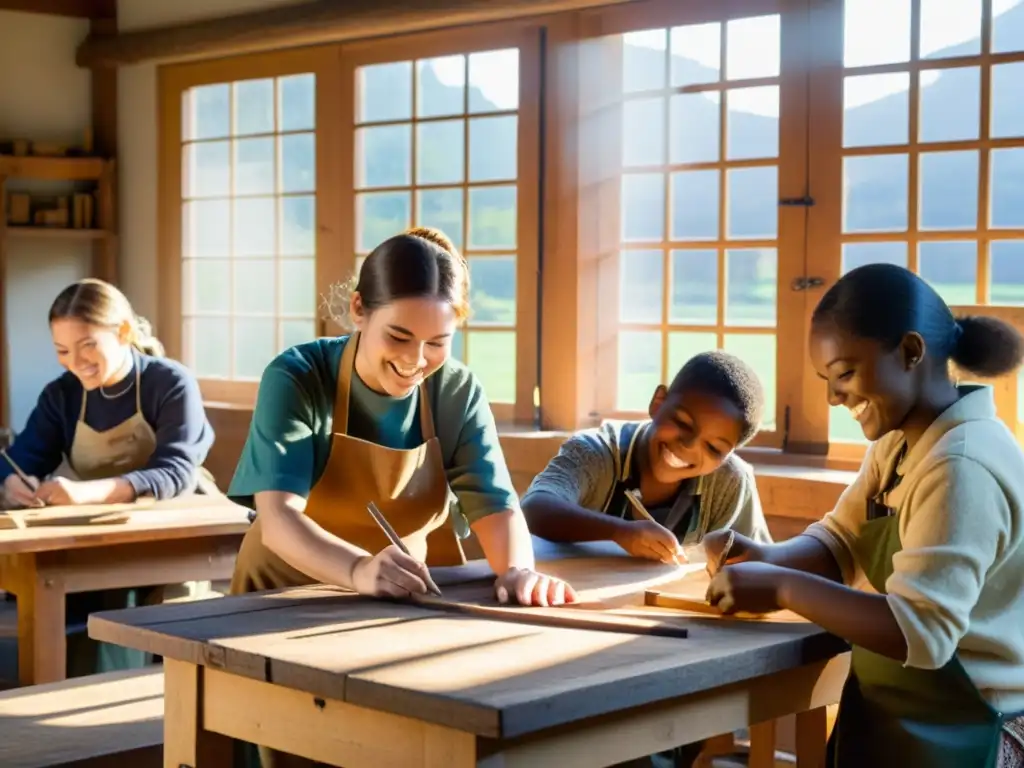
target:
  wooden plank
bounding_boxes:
[0,495,251,555]
[0,0,99,17]
[75,0,639,68]
[0,669,162,768]
[645,590,807,623]
[0,156,106,182]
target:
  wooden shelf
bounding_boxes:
[0,155,107,182]
[4,227,109,241]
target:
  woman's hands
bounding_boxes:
[494,567,580,606]
[350,545,433,598]
[3,473,42,508]
[702,529,763,577]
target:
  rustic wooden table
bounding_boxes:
[89,541,850,768]
[0,494,251,685]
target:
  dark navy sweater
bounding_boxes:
[0,350,214,500]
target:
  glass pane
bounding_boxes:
[919,67,980,143]
[281,196,315,256]
[623,97,665,167]
[469,257,516,325]
[280,134,315,194]
[844,0,911,67]
[233,198,276,257]
[234,319,276,380]
[234,137,274,196]
[185,84,229,141]
[623,29,667,93]
[466,331,515,403]
[183,259,230,314]
[726,87,779,160]
[357,191,411,252]
[416,189,464,251]
[622,173,664,242]
[234,79,273,136]
[469,49,519,113]
[724,334,776,430]
[830,405,867,443]
[668,332,718,377]
[919,151,978,230]
[617,331,661,411]
[619,249,663,324]
[451,329,465,362]
[992,63,1024,139]
[844,74,909,148]
[726,248,777,326]
[670,92,719,164]
[359,62,412,122]
[469,116,517,182]
[183,200,229,258]
[842,242,908,273]
[416,120,463,185]
[993,0,1024,53]
[234,259,274,315]
[417,56,465,118]
[670,249,717,325]
[726,166,778,239]
[186,318,230,378]
[918,241,977,305]
[278,73,315,132]
[183,141,229,198]
[280,319,316,351]
[921,0,981,58]
[726,15,780,80]
[671,170,719,240]
[991,148,1024,228]
[670,23,720,87]
[991,240,1024,305]
[468,186,516,250]
[281,259,316,316]
[356,124,410,189]
[843,154,909,233]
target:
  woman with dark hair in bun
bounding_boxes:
[228,226,577,605]
[701,263,1024,767]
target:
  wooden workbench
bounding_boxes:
[89,541,849,767]
[0,494,251,685]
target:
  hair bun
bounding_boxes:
[405,226,458,256]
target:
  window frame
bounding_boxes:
[336,23,543,426]
[158,45,344,408]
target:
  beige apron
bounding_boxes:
[230,331,466,596]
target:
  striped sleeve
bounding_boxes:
[521,432,618,512]
[701,458,773,543]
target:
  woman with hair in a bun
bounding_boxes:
[228,227,577,625]
[702,263,1024,767]
[0,277,215,675]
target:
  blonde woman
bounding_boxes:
[0,278,214,676]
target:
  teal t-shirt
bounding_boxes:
[228,336,518,529]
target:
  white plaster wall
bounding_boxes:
[0,10,93,430]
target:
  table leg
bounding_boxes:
[15,555,66,685]
[164,659,234,768]
[794,706,829,768]
[749,720,778,768]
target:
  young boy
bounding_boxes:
[521,350,773,768]
[522,350,772,561]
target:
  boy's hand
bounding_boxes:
[614,520,683,564]
[703,530,761,577]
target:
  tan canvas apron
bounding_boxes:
[230,330,466,596]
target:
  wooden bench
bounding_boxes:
[0,668,163,768]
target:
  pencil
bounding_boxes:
[366,501,444,597]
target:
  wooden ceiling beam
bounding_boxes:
[0,0,109,19]
[75,0,636,69]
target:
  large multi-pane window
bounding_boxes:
[156,0,1024,460]
[827,0,1024,446]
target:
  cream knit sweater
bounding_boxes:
[805,386,1024,715]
